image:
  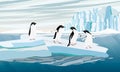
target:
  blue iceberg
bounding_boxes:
[65,6,120,32]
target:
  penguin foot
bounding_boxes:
[53,40,56,43]
[58,42,62,44]
[89,46,92,48]
[88,45,92,48]
[71,43,76,46]
[85,46,92,49]
[53,40,62,44]
[85,46,88,49]
[30,38,35,40]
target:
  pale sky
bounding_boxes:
[0,0,120,32]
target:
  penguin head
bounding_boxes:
[31,22,36,26]
[56,25,64,31]
[83,30,91,34]
[70,27,76,30]
[58,25,64,28]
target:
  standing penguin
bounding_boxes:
[53,25,64,44]
[28,22,37,40]
[83,30,93,48]
[67,27,78,46]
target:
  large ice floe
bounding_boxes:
[0,34,108,60]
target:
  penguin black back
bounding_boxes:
[28,22,36,36]
[67,31,74,46]
[67,27,76,46]
[53,25,64,39]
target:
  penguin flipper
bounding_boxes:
[67,31,74,47]
[67,39,71,47]
[53,32,57,39]
[28,26,31,36]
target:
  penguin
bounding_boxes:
[83,30,93,48]
[67,27,78,46]
[53,25,64,44]
[28,22,37,40]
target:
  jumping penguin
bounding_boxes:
[67,27,78,46]
[83,30,93,48]
[28,22,37,40]
[53,25,64,43]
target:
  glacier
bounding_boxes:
[65,6,120,32]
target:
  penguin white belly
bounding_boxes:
[55,32,62,41]
[54,28,64,42]
[29,25,36,39]
[85,34,93,46]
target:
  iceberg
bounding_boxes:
[42,36,108,57]
[0,45,51,60]
[0,39,45,48]
[65,6,120,32]
[0,36,52,60]
[0,34,108,60]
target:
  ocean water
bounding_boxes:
[0,33,120,72]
